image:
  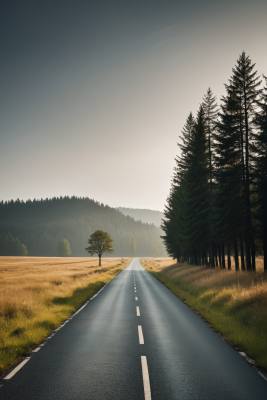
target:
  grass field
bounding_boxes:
[141,257,267,370]
[0,256,129,374]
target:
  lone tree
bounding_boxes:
[85,230,114,266]
[57,239,72,256]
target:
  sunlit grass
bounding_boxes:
[141,257,267,370]
[0,256,130,373]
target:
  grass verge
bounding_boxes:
[141,257,267,371]
[0,256,130,373]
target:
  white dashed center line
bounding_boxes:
[138,325,144,344]
[135,297,138,300]
[141,356,151,400]
[4,358,31,380]
[136,306,140,316]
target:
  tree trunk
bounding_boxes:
[214,243,218,267]
[240,236,245,271]
[245,237,251,271]
[251,234,256,271]
[244,97,253,272]
[264,223,267,272]
[227,244,231,270]
[221,243,225,269]
[99,255,101,266]
[218,243,222,267]
[209,241,213,267]
[234,238,239,271]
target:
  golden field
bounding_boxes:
[141,257,267,370]
[0,256,129,374]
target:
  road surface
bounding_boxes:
[1,258,267,399]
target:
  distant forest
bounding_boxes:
[117,207,164,227]
[162,52,267,271]
[0,196,166,257]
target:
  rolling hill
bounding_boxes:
[0,197,166,257]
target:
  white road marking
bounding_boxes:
[32,347,41,352]
[141,356,151,400]
[90,281,110,300]
[258,371,267,381]
[138,325,144,344]
[135,290,137,292]
[136,306,140,316]
[4,358,31,380]
[135,297,138,300]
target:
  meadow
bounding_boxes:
[141,257,267,371]
[0,256,129,374]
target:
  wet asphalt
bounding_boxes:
[1,258,267,399]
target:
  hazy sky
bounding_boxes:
[1,0,267,211]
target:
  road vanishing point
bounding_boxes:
[1,258,267,399]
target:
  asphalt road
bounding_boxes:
[1,258,267,399]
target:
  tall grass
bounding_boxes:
[0,257,129,373]
[141,257,267,370]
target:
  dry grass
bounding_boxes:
[0,256,129,373]
[141,257,267,370]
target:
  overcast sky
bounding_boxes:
[1,0,267,211]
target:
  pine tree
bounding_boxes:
[162,106,209,264]
[214,91,244,270]
[183,105,209,261]
[254,76,267,270]
[202,88,219,266]
[162,113,195,262]
[161,186,182,261]
[226,52,262,270]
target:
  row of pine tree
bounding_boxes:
[162,52,267,271]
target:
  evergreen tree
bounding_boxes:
[161,187,182,260]
[254,76,267,270]
[57,239,72,256]
[226,52,262,270]
[202,88,219,266]
[214,91,244,270]
[162,106,209,265]
[162,112,195,262]
[181,106,209,261]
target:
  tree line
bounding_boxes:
[0,196,166,257]
[162,52,267,271]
